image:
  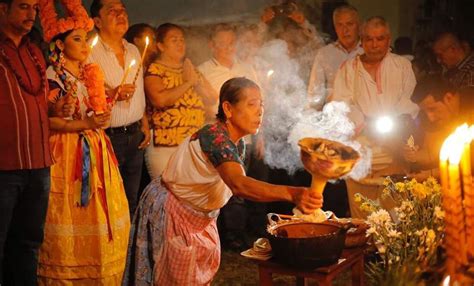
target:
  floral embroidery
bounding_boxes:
[193,122,245,167]
[146,62,205,146]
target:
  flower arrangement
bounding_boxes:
[355,177,445,285]
[38,0,94,42]
[82,63,108,114]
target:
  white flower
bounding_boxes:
[387,229,401,238]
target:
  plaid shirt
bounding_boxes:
[445,52,474,88]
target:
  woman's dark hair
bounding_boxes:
[155,23,184,43]
[216,77,260,121]
[125,23,154,43]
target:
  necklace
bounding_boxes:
[0,40,46,95]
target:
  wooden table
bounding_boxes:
[256,247,365,286]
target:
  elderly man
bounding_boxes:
[433,32,474,88]
[332,16,419,218]
[89,0,150,217]
[307,4,363,110]
[0,0,52,283]
[198,23,257,123]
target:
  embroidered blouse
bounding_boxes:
[146,62,205,147]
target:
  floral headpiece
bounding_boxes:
[38,0,95,42]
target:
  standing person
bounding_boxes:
[307,4,363,110]
[125,23,157,70]
[89,0,151,217]
[36,0,130,283]
[123,77,323,285]
[331,16,419,218]
[433,32,474,89]
[198,23,257,123]
[144,23,215,179]
[0,0,52,284]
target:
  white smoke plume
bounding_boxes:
[253,40,371,179]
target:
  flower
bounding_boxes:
[38,0,94,42]
[82,64,107,113]
[358,176,444,285]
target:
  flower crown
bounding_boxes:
[38,0,94,42]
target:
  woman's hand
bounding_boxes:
[293,187,323,214]
[52,93,76,118]
[183,58,199,86]
[86,111,111,129]
[403,144,420,163]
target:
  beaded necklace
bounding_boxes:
[0,40,46,96]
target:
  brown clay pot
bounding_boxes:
[267,214,351,268]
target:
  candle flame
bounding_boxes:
[129,59,136,68]
[145,36,149,46]
[267,69,274,78]
[90,35,99,48]
[440,123,470,165]
[442,275,450,286]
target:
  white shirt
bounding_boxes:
[332,52,418,172]
[307,41,364,109]
[162,137,232,215]
[198,58,257,123]
[332,52,418,128]
[88,37,145,127]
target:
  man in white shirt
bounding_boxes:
[307,4,363,110]
[198,23,257,123]
[89,0,150,217]
[331,16,419,218]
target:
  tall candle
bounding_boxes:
[90,35,99,49]
[132,36,149,85]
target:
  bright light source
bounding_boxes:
[267,69,274,78]
[375,116,394,134]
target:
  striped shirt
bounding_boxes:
[0,33,52,170]
[88,37,145,127]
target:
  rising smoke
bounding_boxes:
[252,39,371,179]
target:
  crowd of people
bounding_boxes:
[0,0,472,285]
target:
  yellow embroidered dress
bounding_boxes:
[146,62,205,147]
[37,67,130,285]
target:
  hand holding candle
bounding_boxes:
[114,59,136,101]
[132,36,149,86]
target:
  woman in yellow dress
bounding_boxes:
[36,0,130,284]
[144,23,217,179]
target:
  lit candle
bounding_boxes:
[439,126,470,280]
[267,69,274,79]
[90,35,99,49]
[114,59,136,101]
[132,36,150,85]
[463,125,474,258]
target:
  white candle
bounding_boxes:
[114,59,136,101]
[90,35,99,49]
[132,36,150,85]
